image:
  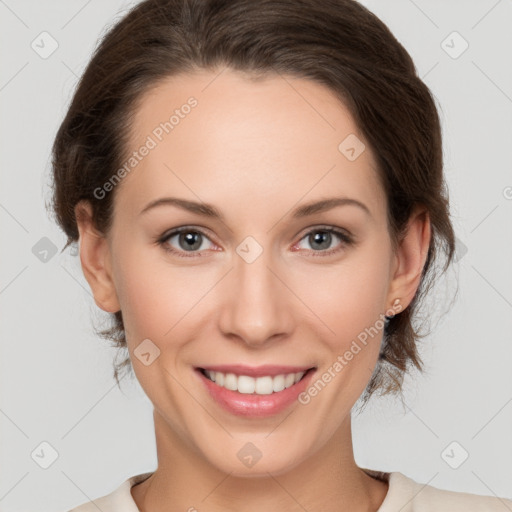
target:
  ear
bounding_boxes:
[75,200,120,313]
[386,205,431,312]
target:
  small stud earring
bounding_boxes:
[385,298,401,321]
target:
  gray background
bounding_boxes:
[1,0,511,510]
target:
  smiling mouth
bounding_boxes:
[198,367,316,395]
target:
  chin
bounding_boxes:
[204,442,309,478]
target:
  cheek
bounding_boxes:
[111,247,213,346]
[291,238,392,374]
[302,252,389,330]
[113,229,392,359]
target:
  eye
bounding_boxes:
[293,226,353,257]
[156,225,354,259]
[157,227,215,258]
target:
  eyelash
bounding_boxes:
[156,225,354,259]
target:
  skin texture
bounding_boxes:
[75,68,431,512]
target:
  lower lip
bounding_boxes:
[195,368,316,418]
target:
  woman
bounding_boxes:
[50,0,511,510]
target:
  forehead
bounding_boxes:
[115,68,385,221]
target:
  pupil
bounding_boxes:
[180,232,202,251]
[311,231,331,250]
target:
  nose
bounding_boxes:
[218,242,294,348]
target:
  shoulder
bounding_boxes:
[64,472,154,512]
[374,470,512,512]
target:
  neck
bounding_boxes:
[131,410,388,512]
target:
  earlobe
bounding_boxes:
[386,206,431,311]
[75,200,120,313]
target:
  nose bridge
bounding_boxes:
[218,237,292,345]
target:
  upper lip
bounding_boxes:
[197,364,316,378]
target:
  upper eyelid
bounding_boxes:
[160,224,351,248]
[160,225,217,244]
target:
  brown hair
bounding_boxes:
[49,0,455,406]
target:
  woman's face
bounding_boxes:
[79,68,424,476]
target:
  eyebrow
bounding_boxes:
[139,196,371,220]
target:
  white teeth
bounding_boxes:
[224,373,238,391]
[272,374,285,392]
[238,375,256,394]
[203,370,306,395]
[284,373,295,388]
